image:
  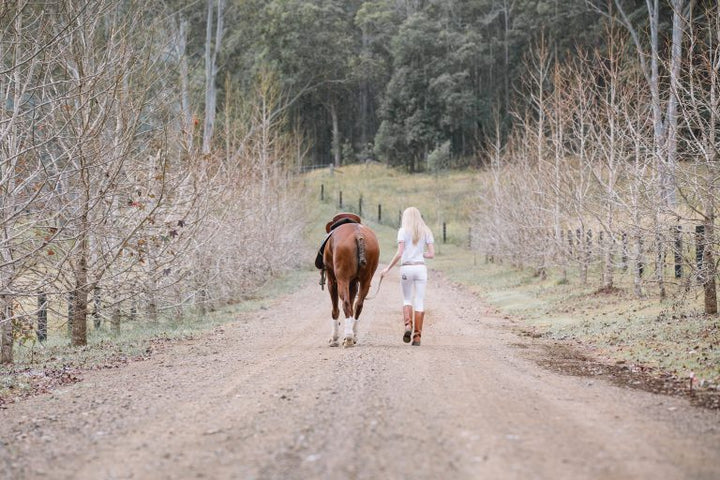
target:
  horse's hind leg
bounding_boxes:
[328,275,340,347]
[338,279,356,348]
[348,280,360,345]
[353,278,372,333]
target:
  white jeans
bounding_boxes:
[400,264,428,311]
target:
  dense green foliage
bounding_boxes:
[175,0,618,171]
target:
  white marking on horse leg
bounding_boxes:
[344,317,355,337]
[343,317,355,347]
[329,318,339,347]
[352,317,359,344]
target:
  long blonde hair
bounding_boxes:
[401,207,429,245]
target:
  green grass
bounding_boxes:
[305,163,475,246]
[303,164,720,387]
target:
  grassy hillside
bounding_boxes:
[303,164,719,390]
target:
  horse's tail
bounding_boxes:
[356,233,367,268]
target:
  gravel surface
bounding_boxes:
[1,268,719,480]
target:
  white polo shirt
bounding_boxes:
[398,227,434,265]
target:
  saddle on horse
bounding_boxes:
[315,213,362,290]
[315,213,362,270]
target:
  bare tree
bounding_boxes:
[34,0,183,345]
[676,3,719,314]
[586,31,629,292]
[0,2,67,361]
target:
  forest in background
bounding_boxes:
[172,0,609,170]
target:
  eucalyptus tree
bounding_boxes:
[258,0,358,167]
[354,0,401,148]
[376,7,485,170]
[588,0,689,208]
[202,0,225,155]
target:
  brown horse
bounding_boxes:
[316,213,379,347]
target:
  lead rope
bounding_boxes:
[364,274,384,300]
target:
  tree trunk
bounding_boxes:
[502,0,511,115]
[634,235,644,298]
[577,229,587,285]
[71,285,89,347]
[202,0,225,155]
[1,297,13,364]
[703,218,717,314]
[71,211,90,346]
[700,3,718,314]
[612,0,685,206]
[178,18,193,151]
[330,102,341,167]
[147,287,158,323]
[602,232,614,290]
[662,0,686,207]
[111,305,121,337]
[67,292,74,339]
[655,229,666,300]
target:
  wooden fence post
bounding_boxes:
[320,184,324,201]
[696,225,705,272]
[93,287,101,330]
[112,306,121,337]
[443,222,447,243]
[339,190,343,209]
[378,204,382,223]
[621,232,628,272]
[359,195,363,217]
[673,225,682,278]
[37,293,47,342]
[67,292,74,338]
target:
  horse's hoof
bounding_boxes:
[342,337,354,348]
[329,339,339,347]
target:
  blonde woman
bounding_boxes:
[380,207,435,346]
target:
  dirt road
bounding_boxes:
[1,267,719,480]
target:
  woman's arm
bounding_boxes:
[423,242,435,259]
[380,242,405,277]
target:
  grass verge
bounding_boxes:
[0,267,310,404]
[304,164,720,397]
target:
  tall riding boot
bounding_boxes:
[402,305,413,343]
[412,311,424,346]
